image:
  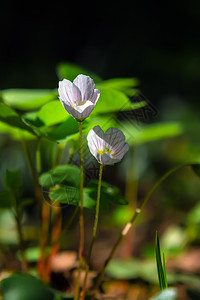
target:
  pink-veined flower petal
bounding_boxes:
[87,125,129,165]
[58,75,100,120]
[61,100,95,121]
[73,74,95,102]
[58,79,74,106]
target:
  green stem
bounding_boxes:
[21,139,42,215]
[52,206,79,246]
[36,138,42,175]
[92,164,187,299]
[15,213,29,273]
[74,121,85,300]
[80,164,103,300]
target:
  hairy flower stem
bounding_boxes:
[80,164,103,300]
[92,165,183,299]
[74,121,85,300]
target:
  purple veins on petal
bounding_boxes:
[87,125,129,165]
[58,74,100,120]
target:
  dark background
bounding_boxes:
[0,0,200,109]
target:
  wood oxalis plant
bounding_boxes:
[1,66,197,300]
[58,74,129,300]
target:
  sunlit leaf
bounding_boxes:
[1,89,56,110]
[93,87,146,114]
[37,100,68,126]
[56,62,102,83]
[122,121,183,146]
[0,103,35,134]
[97,77,139,90]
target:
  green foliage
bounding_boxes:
[122,121,183,146]
[155,231,168,291]
[36,100,68,126]
[0,103,35,135]
[0,274,55,300]
[97,77,139,90]
[56,62,102,83]
[93,87,146,114]
[1,89,56,110]
[39,165,128,211]
[39,165,81,188]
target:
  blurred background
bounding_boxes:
[0,0,200,299]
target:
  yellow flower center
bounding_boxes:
[98,150,103,155]
[98,148,112,156]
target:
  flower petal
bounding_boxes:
[73,74,96,102]
[100,153,120,165]
[61,100,95,120]
[114,143,129,160]
[72,84,82,104]
[87,125,105,160]
[104,128,126,150]
[90,88,100,105]
[58,79,74,106]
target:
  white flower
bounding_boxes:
[87,126,129,165]
[58,74,100,121]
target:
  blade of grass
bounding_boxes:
[155,231,166,290]
[162,252,168,289]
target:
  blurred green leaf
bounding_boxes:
[186,203,200,225]
[151,288,178,300]
[93,87,146,114]
[191,164,200,177]
[87,179,128,206]
[0,190,13,208]
[39,165,81,188]
[97,77,139,90]
[0,273,55,300]
[122,121,183,146]
[0,103,35,134]
[49,186,79,205]
[56,62,102,83]
[0,121,36,140]
[5,169,22,200]
[37,100,68,126]
[1,89,56,110]
[161,225,188,254]
[46,117,79,143]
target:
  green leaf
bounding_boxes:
[0,103,35,134]
[151,288,178,300]
[0,190,13,208]
[0,273,55,300]
[56,62,102,83]
[46,117,79,143]
[37,100,68,126]
[39,165,81,188]
[122,121,183,146]
[5,169,22,200]
[93,87,146,114]
[191,164,200,177]
[49,186,79,205]
[97,77,139,90]
[1,89,56,110]
[0,121,36,140]
[87,180,128,206]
